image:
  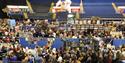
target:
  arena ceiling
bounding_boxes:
[0,0,125,18]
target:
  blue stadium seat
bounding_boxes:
[51,38,64,49]
[66,38,80,42]
[37,39,47,47]
[19,37,30,48]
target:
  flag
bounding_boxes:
[112,3,118,13]
[49,2,54,13]
[26,0,33,13]
[49,2,56,19]
[52,13,56,20]
[23,12,28,19]
[75,12,80,19]
[80,0,84,14]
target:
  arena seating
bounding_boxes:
[51,38,64,49]
[19,37,125,49]
[0,0,125,63]
[19,37,29,48]
[37,39,47,47]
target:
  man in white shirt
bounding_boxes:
[64,0,72,13]
[57,56,63,63]
[56,0,72,13]
[56,0,62,7]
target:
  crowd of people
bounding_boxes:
[0,18,125,63]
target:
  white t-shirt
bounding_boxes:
[57,56,63,62]
[122,51,125,57]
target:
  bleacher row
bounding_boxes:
[19,37,64,49]
[2,56,42,63]
[19,37,125,49]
